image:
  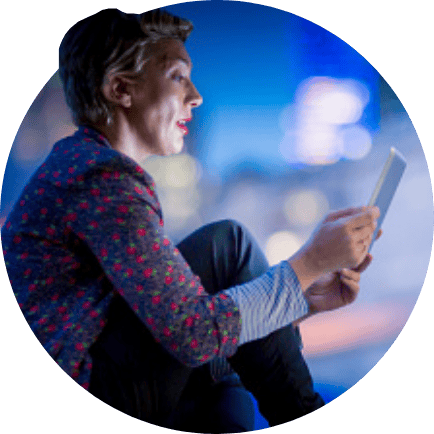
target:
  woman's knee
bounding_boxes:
[206,219,254,251]
[210,219,269,285]
[205,219,246,239]
[177,219,268,291]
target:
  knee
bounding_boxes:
[210,219,243,231]
[209,219,261,265]
[207,220,256,256]
[202,219,269,286]
[210,219,250,242]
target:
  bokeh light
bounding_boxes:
[295,124,343,165]
[142,154,203,232]
[279,76,372,165]
[284,189,329,226]
[265,231,304,265]
[340,125,372,160]
[143,154,202,189]
[298,77,369,125]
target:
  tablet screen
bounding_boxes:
[368,147,406,250]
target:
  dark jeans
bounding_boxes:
[89,220,324,432]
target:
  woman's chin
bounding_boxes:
[168,141,185,156]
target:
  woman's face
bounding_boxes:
[127,38,203,158]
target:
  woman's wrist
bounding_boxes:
[287,247,324,292]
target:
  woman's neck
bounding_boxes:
[93,115,153,163]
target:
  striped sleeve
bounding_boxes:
[224,261,309,345]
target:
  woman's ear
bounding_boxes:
[101,73,134,108]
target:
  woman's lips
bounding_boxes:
[177,118,192,135]
[177,122,189,135]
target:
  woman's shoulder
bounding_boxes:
[41,127,155,189]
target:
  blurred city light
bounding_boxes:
[165,155,202,189]
[340,125,372,160]
[265,230,304,265]
[279,76,372,165]
[295,124,343,165]
[143,154,202,189]
[142,154,203,231]
[298,77,369,125]
[284,189,329,227]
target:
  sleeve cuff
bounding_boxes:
[224,261,309,345]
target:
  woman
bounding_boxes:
[1,8,379,432]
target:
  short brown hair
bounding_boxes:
[59,8,193,126]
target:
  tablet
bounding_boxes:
[368,147,407,251]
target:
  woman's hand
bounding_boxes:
[289,206,380,291]
[303,254,372,314]
[300,228,382,317]
[306,206,379,272]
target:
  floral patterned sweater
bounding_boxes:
[1,127,242,389]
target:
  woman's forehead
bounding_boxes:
[152,38,192,69]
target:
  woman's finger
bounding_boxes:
[340,276,360,304]
[339,268,360,282]
[346,206,380,229]
[352,253,373,273]
[324,206,368,222]
[354,222,377,242]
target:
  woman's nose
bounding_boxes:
[188,81,203,108]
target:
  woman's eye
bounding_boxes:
[173,74,185,82]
